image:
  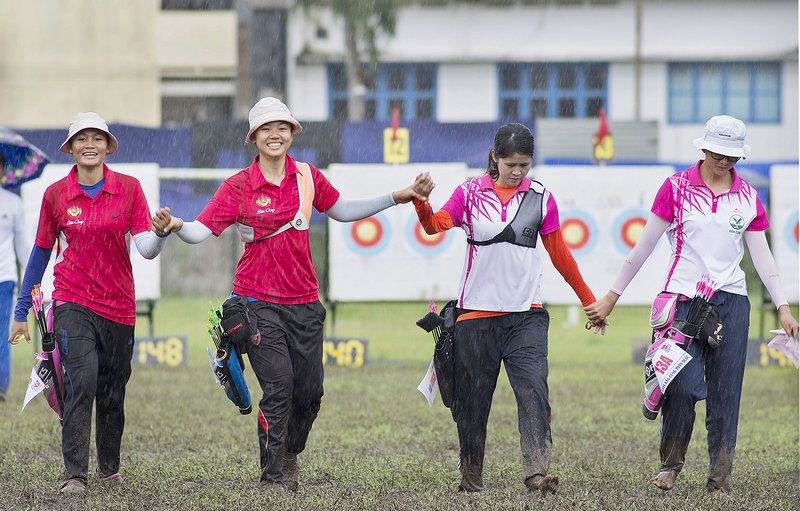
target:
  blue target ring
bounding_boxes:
[559,209,598,258]
[785,210,799,253]
[612,208,648,255]
[342,212,392,256]
[405,214,453,256]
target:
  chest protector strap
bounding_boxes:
[237,162,315,243]
[467,180,544,248]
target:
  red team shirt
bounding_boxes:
[197,155,340,304]
[35,165,152,325]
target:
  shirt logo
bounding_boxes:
[728,214,744,232]
[256,195,271,207]
[67,206,82,217]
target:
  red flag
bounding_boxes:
[593,108,614,162]
[391,106,401,142]
[594,108,609,143]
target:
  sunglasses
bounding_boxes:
[706,151,740,163]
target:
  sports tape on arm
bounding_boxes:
[176,220,213,244]
[326,194,396,222]
[133,231,166,259]
[744,230,789,309]
[610,214,669,296]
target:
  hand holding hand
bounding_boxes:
[152,207,183,235]
[778,305,799,339]
[584,291,620,334]
[9,320,30,345]
[393,172,435,204]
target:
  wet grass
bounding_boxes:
[0,298,797,510]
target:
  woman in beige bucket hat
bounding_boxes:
[151,97,434,491]
[587,115,798,497]
[9,112,169,495]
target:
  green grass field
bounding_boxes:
[0,298,797,510]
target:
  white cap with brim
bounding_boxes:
[693,114,751,159]
[245,97,302,143]
[60,112,119,155]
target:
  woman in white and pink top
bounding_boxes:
[586,115,798,498]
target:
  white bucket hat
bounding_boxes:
[245,97,302,143]
[693,115,750,159]
[60,112,119,155]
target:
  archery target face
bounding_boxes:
[612,209,648,254]
[559,209,597,257]
[406,215,453,256]
[342,212,392,256]
[786,211,799,253]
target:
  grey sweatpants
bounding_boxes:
[452,307,552,482]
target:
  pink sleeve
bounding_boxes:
[650,178,675,223]
[746,194,769,231]
[35,188,58,249]
[441,185,467,228]
[196,180,240,236]
[540,193,560,236]
[129,181,152,236]
[310,164,340,212]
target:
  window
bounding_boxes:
[498,63,608,119]
[668,62,781,123]
[328,63,437,121]
[162,0,232,9]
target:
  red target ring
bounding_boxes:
[413,224,444,247]
[620,217,647,249]
[351,218,383,248]
[561,218,590,250]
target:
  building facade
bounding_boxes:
[1,0,797,164]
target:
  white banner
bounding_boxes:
[533,165,675,305]
[327,164,469,302]
[20,164,161,301]
[769,165,798,303]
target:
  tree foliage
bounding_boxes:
[299,0,399,120]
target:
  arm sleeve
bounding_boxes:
[133,231,166,260]
[609,214,670,295]
[326,194,396,222]
[13,200,31,269]
[413,199,454,234]
[176,220,214,244]
[744,230,788,309]
[541,229,596,306]
[14,245,52,322]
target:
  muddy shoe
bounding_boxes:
[95,469,125,486]
[59,479,87,495]
[709,487,731,498]
[525,474,559,495]
[457,463,484,492]
[651,470,678,491]
[258,480,288,492]
[282,452,299,492]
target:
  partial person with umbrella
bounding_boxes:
[0,134,42,401]
[8,112,168,496]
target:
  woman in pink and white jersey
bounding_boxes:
[9,112,167,495]
[414,123,605,494]
[586,115,798,497]
[151,97,432,492]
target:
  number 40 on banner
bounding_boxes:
[383,128,409,163]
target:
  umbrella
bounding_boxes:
[0,127,50,189]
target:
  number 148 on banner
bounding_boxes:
[383,128,409,163]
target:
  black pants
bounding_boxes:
[56,303,134,482]
[247,300,326,484]
[452,308,552,482]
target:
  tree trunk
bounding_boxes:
[344,18,366,121]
